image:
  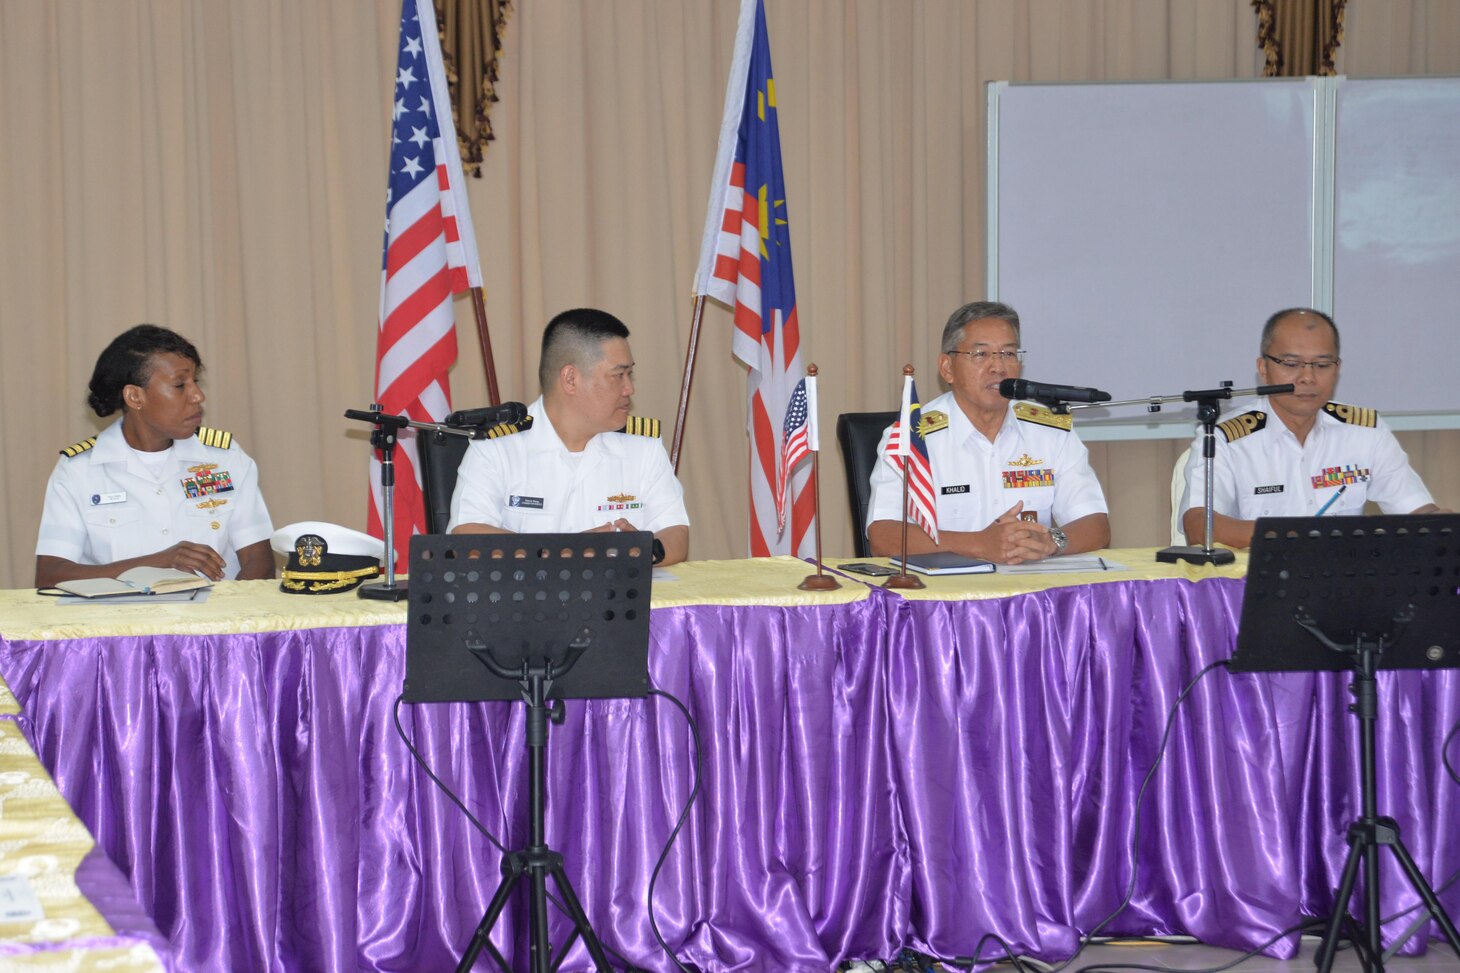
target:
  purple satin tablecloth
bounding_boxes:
[1,578,1457,972]
[0,598,900,973]
[884,578,1460,962]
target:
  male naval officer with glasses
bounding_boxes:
[1178,307,1446,549]
[866,301,1111,564]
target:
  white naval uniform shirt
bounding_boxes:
[447,396,690,535]
[866,391,1108,533]
[36,419,274,580]
[1178,398,1433,520]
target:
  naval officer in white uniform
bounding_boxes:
[1179,307,1443,548]
[448,308,690,566]
[867,301,1110,564]
[36,325,274,587]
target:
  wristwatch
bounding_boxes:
[1048,526,1069,555]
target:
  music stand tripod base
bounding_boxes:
[404,531,654,973]
[1155,545,1235,565]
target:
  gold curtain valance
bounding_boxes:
[1253,0,1348,77]
[434,0,512,175]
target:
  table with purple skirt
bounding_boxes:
[0,552,1456,973]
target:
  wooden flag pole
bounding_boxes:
[469,286,501,407]
[799,364,840,591]
[885,364,925,590]
[670,294,708,473]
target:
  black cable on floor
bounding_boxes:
[645,686,704,973]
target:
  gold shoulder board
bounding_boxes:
[1323,402,1377,428]
[916,410,949,436]
[1218,410,1267,442]
[59,436,97,458]
[484,417,534,440]
[1013,402,1073,432]
[622,415,662,438]
[197,426,233,450]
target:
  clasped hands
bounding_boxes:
[984,501,1059,564]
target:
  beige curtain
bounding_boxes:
[1,0,1456,590]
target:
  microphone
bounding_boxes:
[999,378,1112,405]
[446,402,529,428]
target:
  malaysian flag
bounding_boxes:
[369,0,483,566]
[776,374,816,533]
[882,375,939,543]
[693,0,814,558]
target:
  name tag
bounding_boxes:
[1254,484,1284,495]
[510,495,544,509]
[91,492,127,506]
[940,484,970,495]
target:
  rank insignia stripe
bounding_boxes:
[622,416,662,438]
[1323,401,1377,427]
[1013,403,1073,431]
[197,426,233,450]
[916,411,949,436]
[485,418,532,439]
[1218,410,1266,442]
[60,437,97,458]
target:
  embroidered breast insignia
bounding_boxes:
[1311,466,1370,489]
[598,494,644,513]
[59,437,97,458]
[1003,468,1056,488]
[1008,453,1044,467]
[916,411,949,437]
[1218,411,1266,442]
[197,426,233,450]
[622,416,661,438]
[1013,402,1073,431]
[1323,402,1377,427]
[195,498,229,511]
[181,469,235,498]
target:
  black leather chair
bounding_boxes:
[417,428,472,535]
[835,411,897,558]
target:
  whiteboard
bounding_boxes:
[1333,78,1460,412]
[989,77,1460,429]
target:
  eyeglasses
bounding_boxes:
[947,349,1026,365]
[1263,354,1340,373]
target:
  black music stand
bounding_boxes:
[1232,515,1460,972]
[405,531,654,973]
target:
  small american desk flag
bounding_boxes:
[882,375,939,543]
[369,0,483,565]
[776,374,816,533]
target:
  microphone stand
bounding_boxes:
[1059,382,1294,566]
[344,406,495,601]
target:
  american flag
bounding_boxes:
[693,0,814,558]
[369,0,483,566]
[776,374,816,533]
[882,375,939,543]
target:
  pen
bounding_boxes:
[1315,484,1347,517]
[1098,557,1108,571]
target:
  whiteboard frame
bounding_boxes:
[985,76,1457,437]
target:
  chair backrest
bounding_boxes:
[835,411,897,558]
[417,429,473,535]
[1170,445,1191,546]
